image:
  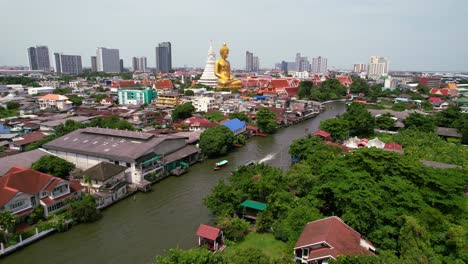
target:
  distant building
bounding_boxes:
[54,53,82,75]
[192,96,219,112]
[132,57,147,72]
[198,41,218,87]
[156,42,172,73]
[120,59,124,72]
[38,94,73,111]
[96,47,120,73]
[91,56,97,72]
[246,51,254,71]
[296,53,310,72]
[353,63,366,73]
[118,87,157,105]
[311,56,327,74]
[27,46,50,72]
[27,87,55,95]
[155,93,179,108]
[281,61,288,74]
[419,76,441,89]
[368,56,389,80]
[253,56,260,72]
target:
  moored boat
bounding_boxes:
[214,160,229,170]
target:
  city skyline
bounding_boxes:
[1,0,468,71]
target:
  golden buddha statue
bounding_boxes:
[215,42,242,89]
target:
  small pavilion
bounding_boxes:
[196,224,225,252]
[238,199,268,220]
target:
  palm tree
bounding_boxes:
[83,175,92,194]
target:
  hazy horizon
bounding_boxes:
[1,0,467,71]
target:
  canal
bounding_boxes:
[4,102,345,264]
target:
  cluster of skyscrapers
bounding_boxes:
[245,51,260,72]
[27,42,173,75]
[276,54,328,74]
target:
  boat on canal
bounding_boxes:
[214,160,229,170]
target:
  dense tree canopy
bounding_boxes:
[68,195,101,223]
[342,103,375,136]
[297,81,314,99]
[229,112,249,122]
[6,101,20,110]
[256,108,277,134]
[350,77,370,95]
[172,102,195,121]
[310,79,347,101]
[204,111,225,122]
[375,113,396,130]
[319,117,350,141]
[32,155,75,179]
[199,125,234,157]
[403,113,435,133]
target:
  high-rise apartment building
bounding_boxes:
[54,53,82,75]
[28,46,51,72]
[96,47,120,73]
[246,51,253,71]
[132,57,147,72]
[253,56,259,72]
[368,56,389,80]
[353,63,366,73]
[311,56,328,74]
[295,53,310,72]
[120,59,124,72]
[155,42,172,73]
[91,56,97,72]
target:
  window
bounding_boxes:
[47,201,66,213]
[30,196,36,206]
[9,200,25,210]
[126,163,131,167]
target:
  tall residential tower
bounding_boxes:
[368,56,389,80]
[54,53,82,75]
[155,42,172,73]
[27,46,51,72]
[96,47,120,73]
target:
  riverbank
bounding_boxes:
[1,103,347,264]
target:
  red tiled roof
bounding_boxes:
[15,207,34,217]
[314,130,331,138]
[44,178,62,192]
[183,117,215,127]
[196,224,221,240]
[39,94,69,101]
[155,79,173,89]
[0,166,57,206]
[70,179,84,192]
[430,88,449,96]
[41,192,74,205]
[295,216,374,260]
[11,132,45,146]
[384,142,403,151]
[428,97,444,103]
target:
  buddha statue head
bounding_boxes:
[220,42,229,59]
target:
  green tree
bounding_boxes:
[6,101,20,110]
[403,113,435,133]
[256,108,277,134]
[298,81,314,99]
[342,103,375,136]
[319,118,350,141]
[32,155,76,179]
[155,247,226,264]
[199,125,234,157]
[172,102,195,121]
[204,111,225,122]
[375,113,396,130]
[184,89,194,96]
[233,134,247,145]
[391,103,407,111]
[435,105,462,128]
[350,77,370,95]
[69,195,101,223]
[216,216,250,242]
[417,84,430,94]
[67,94,83,106]
[0,211,17,244]
[27,206,45,225]
[229,112,249,122]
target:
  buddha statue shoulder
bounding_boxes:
[214,42,242,89]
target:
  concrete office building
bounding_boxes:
[253,56,259,72]
[91,56,97,72]
[96,47,120,73]
[28,46,51,72]
[155,42,172,73]
[54,53,82,75]
[311,56,328,74]
[246,51,253,71]
[132,57,147,72]
[353,63,366,73]
[368,56,389,80]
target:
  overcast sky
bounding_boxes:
[1,0,467,71]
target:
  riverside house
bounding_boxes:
[0,166,83,220]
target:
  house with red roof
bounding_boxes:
[0,166,83,220]
[38,94,73,111]
[336,76,353,88]
[196,224,225,252]
[294,216,376,263]
[182,117,216,131]
[258,78,300,98]
[154,79,174,90]
[430,88,450,96]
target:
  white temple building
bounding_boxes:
[198,41,218,87]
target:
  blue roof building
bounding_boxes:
[221,118,246,136]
